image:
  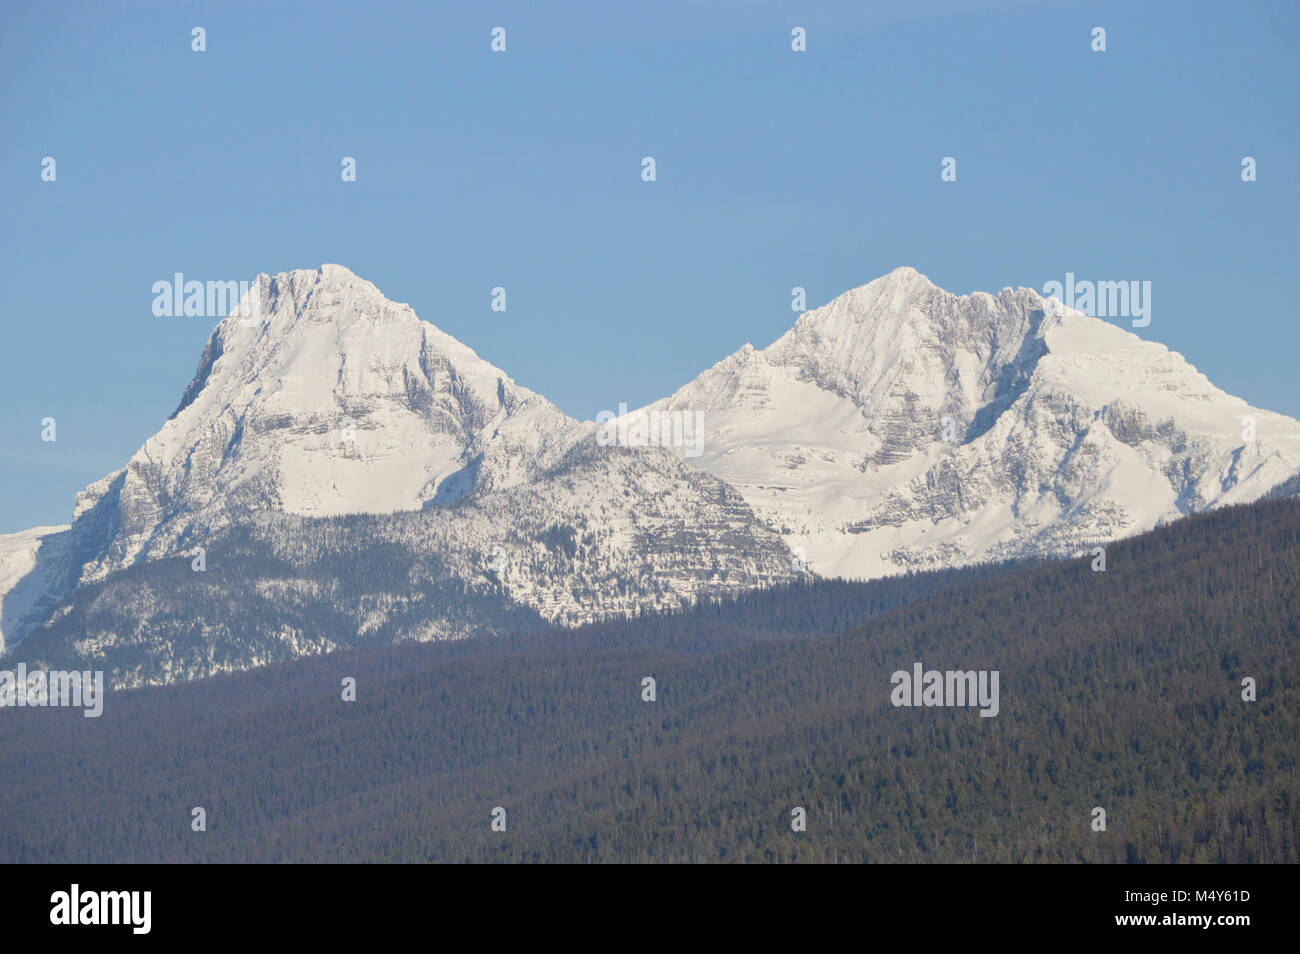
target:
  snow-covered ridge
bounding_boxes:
[69,264,580,584]
[3,262,1299,664]
[2,265,795,659]
[638,266,1300,578]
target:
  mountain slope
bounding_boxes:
[8,440,798,688]
[635,266,1300,578]
[2,265,798,676]
[5,263,1300,676]
[4,496,1296,862]
[0,526,72,655]
[70,264,579,585]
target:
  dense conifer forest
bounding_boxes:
[1,498,1296,863]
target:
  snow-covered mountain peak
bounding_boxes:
[5,263,1300,680]
[72,266,579,582]
[764,269,1045,427]
[854,263,933,296]
[207,264,433,369]
[2,264,807,660]
[644,268,1300,579]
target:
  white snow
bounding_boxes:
[5,263,1299,654]
[637,267,1300,579]
[0,525,71,654]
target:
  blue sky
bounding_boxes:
[1,0,1297,533]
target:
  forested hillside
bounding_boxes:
[1,498,1296,863]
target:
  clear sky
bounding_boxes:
[2,0,1297,533]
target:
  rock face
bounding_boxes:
[3,263,1299,682]
[635,266,1300,578]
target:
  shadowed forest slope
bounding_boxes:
[1,498,1296,863]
